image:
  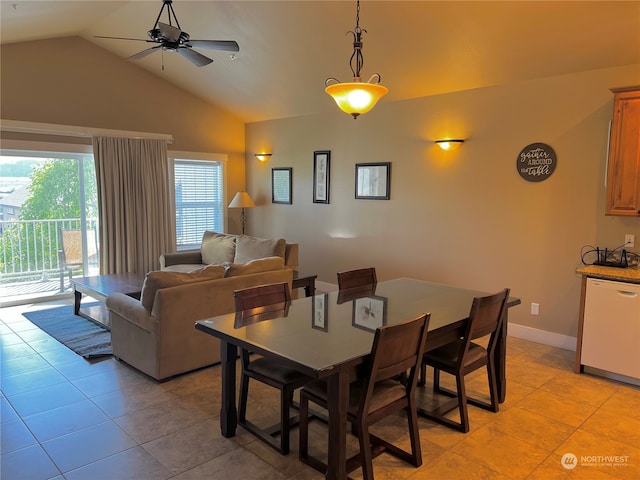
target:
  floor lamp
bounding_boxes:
[228,191,256,234]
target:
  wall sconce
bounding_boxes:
[254,153,272,162]
[435,139,464,151]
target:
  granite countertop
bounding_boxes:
[576,265,640,284]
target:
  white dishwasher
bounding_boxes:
[581,278,640,380]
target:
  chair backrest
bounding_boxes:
[61,229,97,265]
[61,229,84,265]
[234,302,290,328]
[454,288,510,364]
[468,288,510,341]
[359,313,431,414]
[234,282,292,311]
[337,267,377,290]
[336,283,377,304]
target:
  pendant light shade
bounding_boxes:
[325,77,388,118]
[325,0,388,119]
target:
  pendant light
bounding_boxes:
[325,0,388,119]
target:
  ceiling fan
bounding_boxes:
[95,0,239,67]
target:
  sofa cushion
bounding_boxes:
[162,264,207,273]
[201,232,236,265]
[234,235,286,264]
[140,265,226,311]
[224,256,285,277]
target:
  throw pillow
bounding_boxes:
[224,256,285,277]
[140,264,226,311]
[234,235,286,264]
[201,231,236,265]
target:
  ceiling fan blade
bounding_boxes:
[177,47,213,67]
[94,35,151,43]
[157,22,182,42]
[187,40,239,52]
[126,46,162,61]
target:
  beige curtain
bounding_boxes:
[93,136,175,275]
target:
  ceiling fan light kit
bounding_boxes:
[95,0,239,68]
[325,0,388,119]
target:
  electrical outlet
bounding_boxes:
[531,303,539,315]
[625,234,635,248]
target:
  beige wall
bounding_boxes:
[245,65,640,338]
[0,36,248,232]
[3,36,639,339]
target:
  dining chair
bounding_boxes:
[337,267,377,290]
[299,312,431,479]
[336,282,377,305]
[233,282,313,454]
[419,288,510,433]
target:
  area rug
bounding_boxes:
[22,304,112,358]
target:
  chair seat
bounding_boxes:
[304,378,407,415]
[246,357,311,385]
[425,340,487,369]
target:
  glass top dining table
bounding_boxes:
[195,277,520,480]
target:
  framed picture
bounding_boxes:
[272,167,292,204]
[313,150,331,204]
[355,162,391,200]
[311,293,328,331]
[352,295,387,332]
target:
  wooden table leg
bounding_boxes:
[496,311,508,403]
[74,289,82,315]
[220,341,238,437]
[326,370,349,480]
[305,280,315,298]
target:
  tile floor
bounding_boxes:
[1,300,639,480]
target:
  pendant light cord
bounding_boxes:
[349,0,365,79]
[324,0,388,118]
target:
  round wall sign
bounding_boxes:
[516,142,557,182]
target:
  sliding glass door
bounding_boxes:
[0,152,98,303]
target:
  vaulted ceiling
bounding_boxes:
[2,1,639,123]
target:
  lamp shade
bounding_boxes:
[325,81,389,119]
[228,191,256,208]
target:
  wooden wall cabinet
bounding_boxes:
[606,87,640,216]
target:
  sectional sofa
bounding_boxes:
[106,232,298,381]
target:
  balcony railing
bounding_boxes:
[0,218,99,302]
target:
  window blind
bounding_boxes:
[174,160,223,248]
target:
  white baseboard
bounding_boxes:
[508,322,577,352]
